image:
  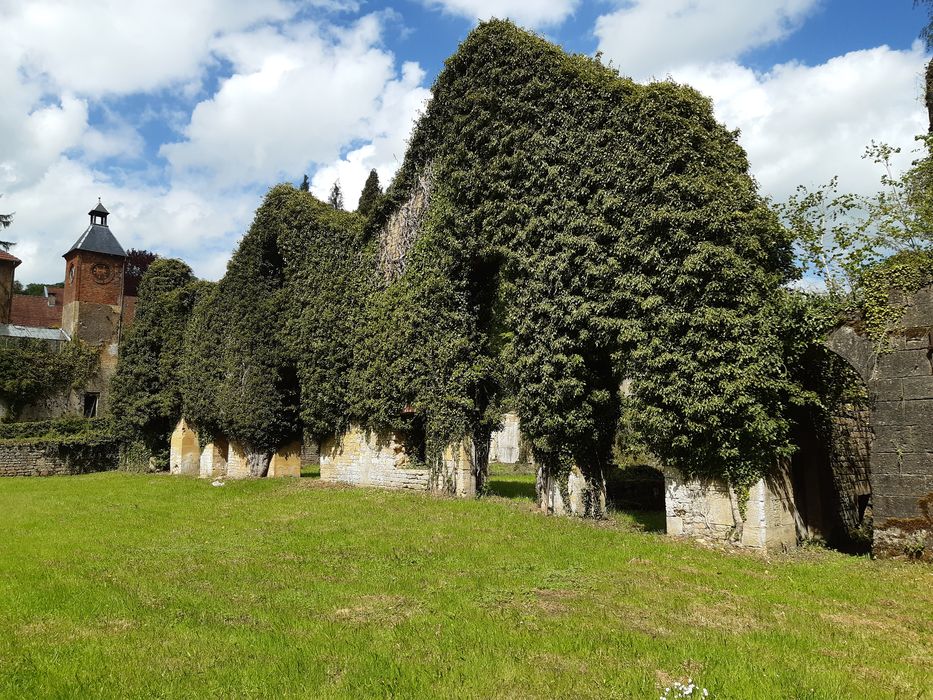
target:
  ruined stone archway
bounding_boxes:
[826,286,933,559]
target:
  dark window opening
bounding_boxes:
[83,393,100,418]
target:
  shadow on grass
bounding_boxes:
[487,475,536,500]
[301,466,321,479]
[612,508,666,533]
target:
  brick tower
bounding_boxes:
[62,200,128,416]
[0,250,22,324]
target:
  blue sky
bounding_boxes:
[0,0,929,284]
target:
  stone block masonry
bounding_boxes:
[827,285,933,558]
[320,425,476,497]
[663,466,799,551]
[0,442,116,477]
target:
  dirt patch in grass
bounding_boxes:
[330,595,416,626]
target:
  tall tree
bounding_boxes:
[299,174,310,192]
[357,169,382,217]
[327,180,344,210]
[123,249,158,297]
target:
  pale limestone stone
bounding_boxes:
[663,465,800,551]
[489,413,521,464]
[320,424,476,497]
[226,440,250,480]
[268,441,301,478]
[169,419,200,476]
[199,439,228,479]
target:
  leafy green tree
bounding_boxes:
[357,169,382,217]
[778,135,933,304]
[110,259,204,466]
[123,249,158,297]
[0,340,97,419]
[327,181,344,210]
[778,177,870,302]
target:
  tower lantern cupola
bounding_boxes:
[89,199,109,226]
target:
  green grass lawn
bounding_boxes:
[0,473,931,699]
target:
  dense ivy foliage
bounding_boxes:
[860,250,933,346]
[364,21,796,490]
[173,21,801,497]
[180,190,300,464]
[0,416,119,471]
[110,259,208,463]
[0,339,97,419]
[277,187,369,440]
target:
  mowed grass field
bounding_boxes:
[0,472,931,699]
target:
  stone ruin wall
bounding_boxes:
[169,419,302,480]
[0,442,117,477]
[663,467,799,551]
[828,404,873,535]
[828,286,933,560]
[319,425,476,498]
[489,412,522,465]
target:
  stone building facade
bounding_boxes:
[0,201,136,421]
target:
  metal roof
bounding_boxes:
[89,201,109,216]
[64,223,127,259]
[0,324,69,341]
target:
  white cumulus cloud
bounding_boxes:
[596,0,821,80]
[162,15,427,189]
[671,44,929,202]
[421,0,579,28]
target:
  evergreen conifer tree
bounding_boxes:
[357,169,382,217]
[327,181,344,210]
[299,174,310,192]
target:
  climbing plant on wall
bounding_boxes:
[110,258,208,465]
[364,21,797,500]
[174,21,806,505]
[180,187,300,475]
[0,339,97,419]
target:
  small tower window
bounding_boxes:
[69,264,75,284]
[83,393,100,418]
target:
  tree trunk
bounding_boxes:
[472,425,491,495]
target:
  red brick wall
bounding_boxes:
[63,251,125,307]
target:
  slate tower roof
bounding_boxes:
[64,199,127,259]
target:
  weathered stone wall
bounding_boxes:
[663,466,799,551]
[538,465,607,518]
[828,286,933,557]
[169,419,200,476]
[320,425,476,497]
[829,405,872,534]
[489,412,521,464]
[0,442,116,477]
[170,420,308,480]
